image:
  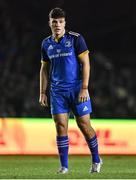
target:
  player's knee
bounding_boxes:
[55,121,67,134]
[77,121,88,131]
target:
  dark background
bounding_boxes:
[0,0,136,118]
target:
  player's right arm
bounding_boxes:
[39,61,49,107]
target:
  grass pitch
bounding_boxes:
[0,155,136,179]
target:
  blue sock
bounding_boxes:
[87,135,100,163]
[57,136,69,169]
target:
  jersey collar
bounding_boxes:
[51,30,68,43]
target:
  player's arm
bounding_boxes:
[39,61,49,106]
[78,51,90,102]
[78,51,90,89]
[74,33,90,102]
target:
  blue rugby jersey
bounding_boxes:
[41,31,89,89]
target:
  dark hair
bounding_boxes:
[49,7,66,19]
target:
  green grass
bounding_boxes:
[0,155,136,179]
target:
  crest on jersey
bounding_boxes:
[65,41,72,47]
[48,45,53,50]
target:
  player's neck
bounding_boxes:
[53,30,65,41]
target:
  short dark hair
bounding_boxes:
[49,7,66,19]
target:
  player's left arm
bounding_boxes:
[78,51,90,102]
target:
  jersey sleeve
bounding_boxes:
[75,35,89,55]
[41,41,50,63]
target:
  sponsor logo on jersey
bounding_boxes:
[57,49,61,53]
[49,52,72,59]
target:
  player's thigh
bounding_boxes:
[75,113,91,127]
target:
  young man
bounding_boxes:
[39,7,102,174]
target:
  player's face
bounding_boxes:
[49,18,66,37]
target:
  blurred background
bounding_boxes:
[0,0,136,118]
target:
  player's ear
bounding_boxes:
[48,20,51,27]
[63,20,66,28]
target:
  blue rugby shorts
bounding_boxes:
[50,85,92,117]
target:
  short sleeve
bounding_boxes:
[41,41,50,62]
[75,35,89,55]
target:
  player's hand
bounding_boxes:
[39,93,48,107]
[78,89,89,103]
